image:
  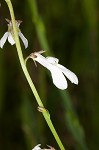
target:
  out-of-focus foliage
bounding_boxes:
[0,0,99,150]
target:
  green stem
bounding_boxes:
[5,0,66,149]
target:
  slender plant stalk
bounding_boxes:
[4,0,66,149]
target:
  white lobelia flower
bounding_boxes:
[29,51,78,90]
[0,19,28,49]
[32,144,42,150]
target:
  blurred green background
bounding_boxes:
[0,0,99,150]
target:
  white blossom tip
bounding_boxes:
[57,64,78,85]
[18,32,28,49]
[0,32,9,48]
[73,75,78,85]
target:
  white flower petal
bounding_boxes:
[0,32,9,48]
[50,67,68,90]
[18,32,28,49]
[33,53,50,69]
[57,64,78,84]
[32,144,41,150]
[46,56,59,64]
[8,33,15,45]
[33,53,67,89]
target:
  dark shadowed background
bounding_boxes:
[0,0,99,150]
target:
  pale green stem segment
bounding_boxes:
[5,0,66,149]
